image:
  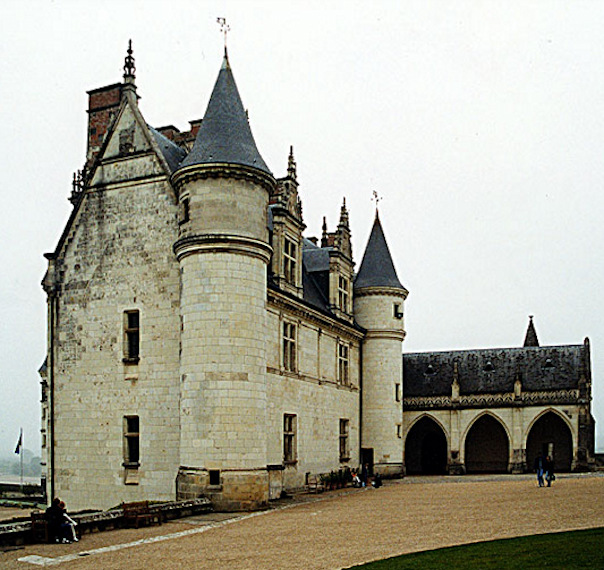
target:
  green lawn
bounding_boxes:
[346,527,604,569]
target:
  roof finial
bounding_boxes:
[217,17,230,58]
[287,145,297,179]
[372,190,382,215]
[321,216,329,247]
[123,39,136,82]
[339,197,349,227]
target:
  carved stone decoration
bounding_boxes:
[119,123,136,155]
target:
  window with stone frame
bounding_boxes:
[283,236,297,285]
[283,321,297,372]
[338,342,349,385]
[283,413,297,464]
[123,415,140,466]
[338,276,349,313]
[123,310,140,362]
[339,418,350,461]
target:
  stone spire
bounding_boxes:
[354,212,405,290]
[338,197,349,229]
[287,145,297,180]
[177,51,271,174]
[523,315,540,347]
[321,216,328,247]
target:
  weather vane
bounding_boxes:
[372,190,382,210]
[217,17,230,50]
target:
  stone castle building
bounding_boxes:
[40,45,596,511]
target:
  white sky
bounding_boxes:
[1,0,603,455]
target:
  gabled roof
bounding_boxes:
[177,52,271,175]
[354,212,405,290]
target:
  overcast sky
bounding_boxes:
[1,0,603,455]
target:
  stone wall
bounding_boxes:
[49,151,181,510]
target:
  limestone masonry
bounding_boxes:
[40,45,596,511]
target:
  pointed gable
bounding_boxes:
[524,316,540,347]
[178,53,271,175]
[354,213,405,290]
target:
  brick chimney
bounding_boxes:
[86,83,123,166]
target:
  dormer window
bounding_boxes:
[338,276,349,313]
[484,361,495,372]
[544,358,554,369]
[283,236,297,285]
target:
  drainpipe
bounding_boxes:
[48,292,56,502]
[358,339,363,465]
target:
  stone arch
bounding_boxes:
[404,415,448,475]
[463,412,510,473]
[526,410,573,472]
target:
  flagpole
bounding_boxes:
[20,428,24,490]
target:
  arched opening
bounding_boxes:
[464,415,509,473]
[404,417,448,475]
[526,411,573,472]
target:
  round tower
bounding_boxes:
[172,52,274,510]
[353,212,408,478]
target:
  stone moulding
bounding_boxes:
[404,389,580,410]
[268,289,364,342]
[173,233,273,264]
[171,163,276,194]
[354,285,409,299]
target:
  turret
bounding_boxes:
[172,50,274,510]
[353,211,408,477]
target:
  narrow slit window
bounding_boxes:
[124,310,140,362]
[124,415,140,466]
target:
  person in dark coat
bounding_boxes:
[544,455,555,487]
[45,498,65,543]
[534,453,545,487]
[361,463,369,488]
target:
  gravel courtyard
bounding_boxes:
[2,473,603,570]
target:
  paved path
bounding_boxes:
[2,473,603,569]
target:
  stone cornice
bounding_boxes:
[364,329,406,342]
[403,388,580,410]
[174,234,273,264]
[172,163,276,195]
[268,289,364,341]
[354,285,409,299]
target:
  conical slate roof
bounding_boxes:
[523,316,540,347]
[354,213,405,289]
[178,52,271,174]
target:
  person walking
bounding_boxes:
[534,453,545,487]
[544,455,555,487]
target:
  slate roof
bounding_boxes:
[354,213,405,290]
[301,238,330,311]
[150,126,187,172]
[177,53,271,175]
[403,344,587,397]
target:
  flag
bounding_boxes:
[14,429,22,454]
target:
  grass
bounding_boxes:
[347,527,604,569]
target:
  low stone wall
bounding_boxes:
[0,498,212,547]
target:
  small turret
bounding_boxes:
[354,210,408,478]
